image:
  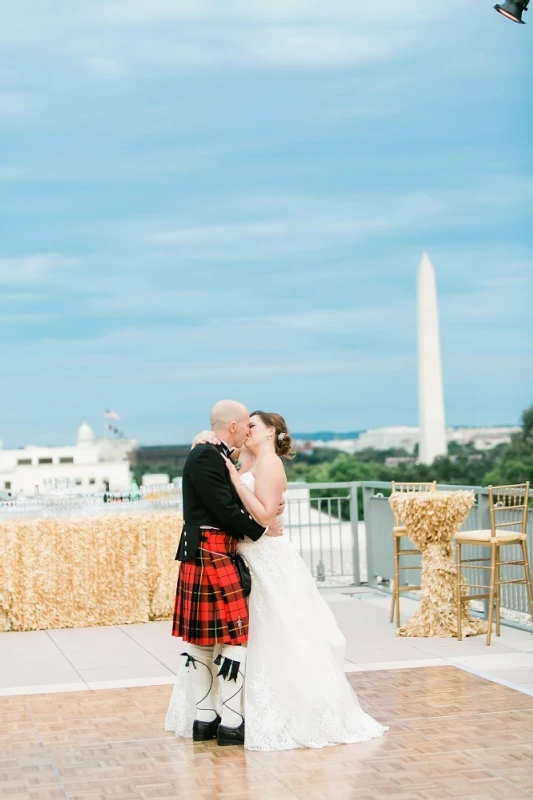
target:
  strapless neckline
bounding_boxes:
[239,471,256,490]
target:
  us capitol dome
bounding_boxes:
[0,420,136,496]
[76,421,95,448]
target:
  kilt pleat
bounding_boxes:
[172,531,248,645]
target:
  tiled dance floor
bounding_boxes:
[3,666,533,800]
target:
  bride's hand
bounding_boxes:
[221,453,240,485]
[266,517,283,537]
[191,430,221,448]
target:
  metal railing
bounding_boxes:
[285,480,533,629]
[1,479,531,629]
[283,483,360,585]
[0,484,182,518]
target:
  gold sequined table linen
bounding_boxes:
[0,512,181,631]
[389,490,488,638]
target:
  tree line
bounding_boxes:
[285,404,533,489]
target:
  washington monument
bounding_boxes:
[417,252,447,465]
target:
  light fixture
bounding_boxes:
[494,0,529,23]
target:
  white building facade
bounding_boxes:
[0,422,135,496]
[310,425,519,458]
[354,427,420,454]
[447,426,520,451]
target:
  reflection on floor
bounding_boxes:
[3,666,533,799]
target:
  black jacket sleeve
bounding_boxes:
[189,447,266,541]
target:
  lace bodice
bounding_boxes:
[239,471,288,533]
[237,472,293,570]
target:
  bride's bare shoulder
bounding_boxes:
[256,453,286,482]
[258,452,283,468]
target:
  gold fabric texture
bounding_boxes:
[0,513,181,631]
[389,491,487,638]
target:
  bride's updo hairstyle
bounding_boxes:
[250,411,296,460]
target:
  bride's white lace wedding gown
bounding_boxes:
[165,472,386,751]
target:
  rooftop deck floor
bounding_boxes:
[2,589,533,799]
[3,667,533,799]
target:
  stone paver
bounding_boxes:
[1,588,532,697]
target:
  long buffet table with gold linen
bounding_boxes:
[0,508,181,631]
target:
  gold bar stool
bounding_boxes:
[455,482,533,645]
[390,481,437,628]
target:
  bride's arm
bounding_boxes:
[190,431,243,464]
[191,430,220,449]
[222,453,286,526]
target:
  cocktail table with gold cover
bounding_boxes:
[389,490,487,638]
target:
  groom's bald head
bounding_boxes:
[210,400,250,448]
[210,400,248,429]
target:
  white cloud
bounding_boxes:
[243,26,408,68]
[0,91,43,121]
[105,177,533,267]
[0,164,34,182]
[145,191,444,261]
[90,0,453,27]
[0,311,59,323]
[0,0,465,86]
[0,254,80,286]
[85,284,231,316]
[84,55,129,79]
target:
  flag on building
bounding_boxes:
[107,423,125,437]
[104,409,120,421]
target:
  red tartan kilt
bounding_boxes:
[172,531,249,646]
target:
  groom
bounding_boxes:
[172,399,282,746]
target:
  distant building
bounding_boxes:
[141,473,171,486]
[384,456,417,468]
[0,422,136,496]
[309,425,519,458]
[292,440,314,454]
[354,427,419,454]
[447,426,520,451]
[130,445,190,477]
[307,439,359,455]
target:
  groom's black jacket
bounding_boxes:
[175,443,266,562]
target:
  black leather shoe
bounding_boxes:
[192,714,221,741]
[217,721,245,746]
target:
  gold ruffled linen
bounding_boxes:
[389,491,487,638]
[0,512,181,631]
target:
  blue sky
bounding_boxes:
[1,1,532,446]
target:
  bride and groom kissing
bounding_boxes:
[165,400,386,752]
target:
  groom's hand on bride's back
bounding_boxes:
[266,517,284,537]
[277,497,286,517]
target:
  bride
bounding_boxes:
[165,410,386,751]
